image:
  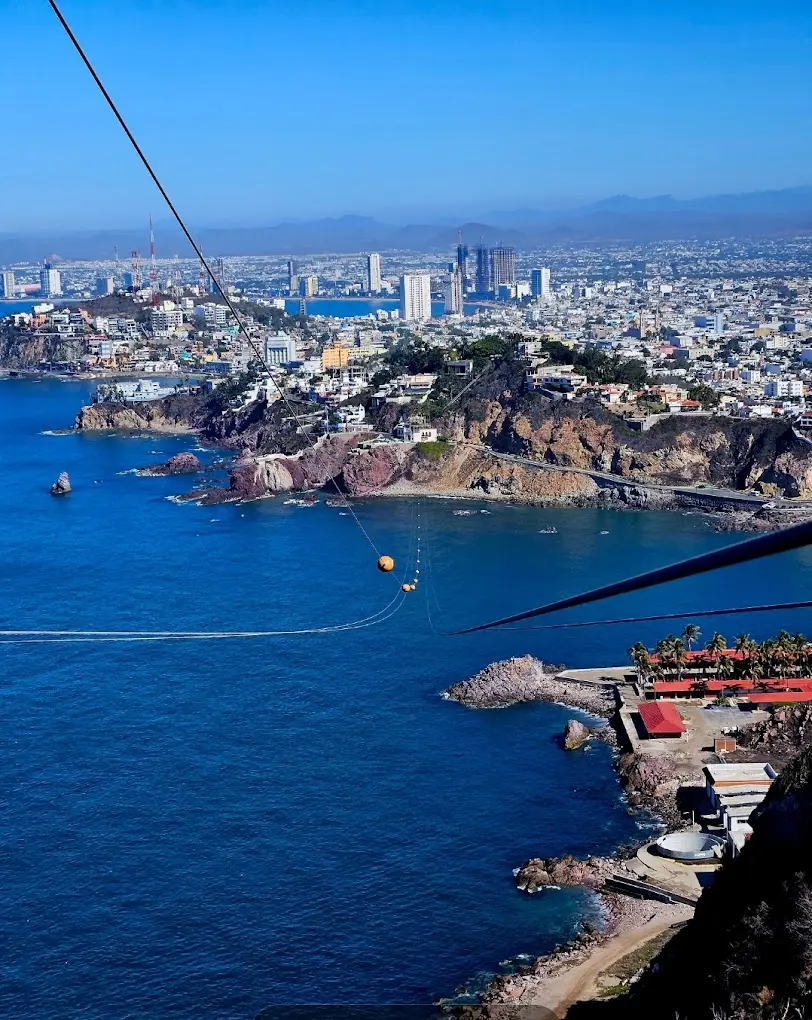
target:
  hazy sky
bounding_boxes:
[2,0,811,230]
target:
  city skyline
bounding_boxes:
[1,0,811,230]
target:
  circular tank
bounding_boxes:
[655,832,725,861]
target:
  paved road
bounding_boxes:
[466,443,812,510]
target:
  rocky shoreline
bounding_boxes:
[441,655,691,1016]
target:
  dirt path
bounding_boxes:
[522,909,692,1017]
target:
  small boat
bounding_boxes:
[479,509,491,514]
[538,526,558,534]
[325,499,345,508]
[453,509,476,516]
[600,530,609,535]
[283,497,318,507]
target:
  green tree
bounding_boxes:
[688,384,721,409]
[682,624,701,651]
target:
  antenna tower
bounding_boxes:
[149,214,159,304]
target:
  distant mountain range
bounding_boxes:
[3,187,812,263]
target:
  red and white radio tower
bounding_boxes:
[149,215,159,305]
[130,249,142,290]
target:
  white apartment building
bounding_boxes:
[399,273,432,322]
[265,333,297,365]
[444,267,464,315]
[367,253,382,294]
[40,265,62,298]
[1,270,15,298]
[764,377,804,399]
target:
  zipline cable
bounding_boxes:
[500,599,812,632]
[445,518,812,635]
[0,500,421,643]
[45,0,387,568]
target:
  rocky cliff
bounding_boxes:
[571,742,812,1020]
[74,395,201,433]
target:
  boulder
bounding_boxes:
[563,718,591,750]
[50,471,71,495]
[165,452,203,474]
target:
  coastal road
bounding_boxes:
[464,443,812,510]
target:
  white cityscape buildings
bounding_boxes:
[39,264,62,298]
[367,253,382,295]
[1,270,15,298]
[399,273,432,322]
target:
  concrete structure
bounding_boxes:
[474,244,490,295]
[287,259,299,296]
[655,832,725,862]
[39,263,62,298]
[491,246,516,292]
[531,267,551,299]
[299,275,318,298]
[321,345,350,370]
[1,270,16,298]
[399,273,432,322]
[367,253,382,294]
[703,762,777,855]
[444,266,464,315]
[265,334,297,366]
[95,276,115,296]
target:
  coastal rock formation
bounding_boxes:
[738,703,812,758]
[140,452,203,476]
[584,743,812,1020]
[515,854,615,893]
[444,655,615,715]
[50,471,71,495]
[563,718,591,750]
[74,395,199,433]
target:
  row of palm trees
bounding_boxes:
[629,626,812,686]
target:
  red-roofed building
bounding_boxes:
[638,700,686,738]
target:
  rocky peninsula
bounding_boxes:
[442,654,696,1016]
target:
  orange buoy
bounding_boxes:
[377,555,395,573]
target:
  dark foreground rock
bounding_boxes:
[50,471,71,495]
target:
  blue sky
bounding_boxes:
[2,0,811,229]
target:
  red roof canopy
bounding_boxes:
[638,700,686,736]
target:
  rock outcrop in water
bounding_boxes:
[515,854,615,893]
[443,655,615,715]
[563,718,591,750]
[49,471,71,495]
[139,452,203,476]
[75,395,200,433]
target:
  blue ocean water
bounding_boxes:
[2,379,812,1020]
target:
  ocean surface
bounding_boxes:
[3,380,812,1020]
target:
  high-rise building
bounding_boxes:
[456,242,469,293]
[1,270,15,298]
[209,257,226,294]
[287,259,299,296]
[299,275,318,298]
[39,263,62,298]
[531,267,551,299]
[490,246,516,293]
[95,276,115,297]
[444,267,464,316]
[474,244,490,295]
[399,273,432,322]
[367,253,382,294]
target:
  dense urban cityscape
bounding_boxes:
[3,237,812,444]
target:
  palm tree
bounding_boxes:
[629,642,652,685]
[655,637,676,680]
[792,632,809,676]
[706,632,728,656]
[734,633,752,654]
[706,632,728,678]
[717,654,735,681]
[682,624,701,651]
[672,637,688,683]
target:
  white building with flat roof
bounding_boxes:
[367,253,382,294]
[399,273,432,322]
[1,270,15,298]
